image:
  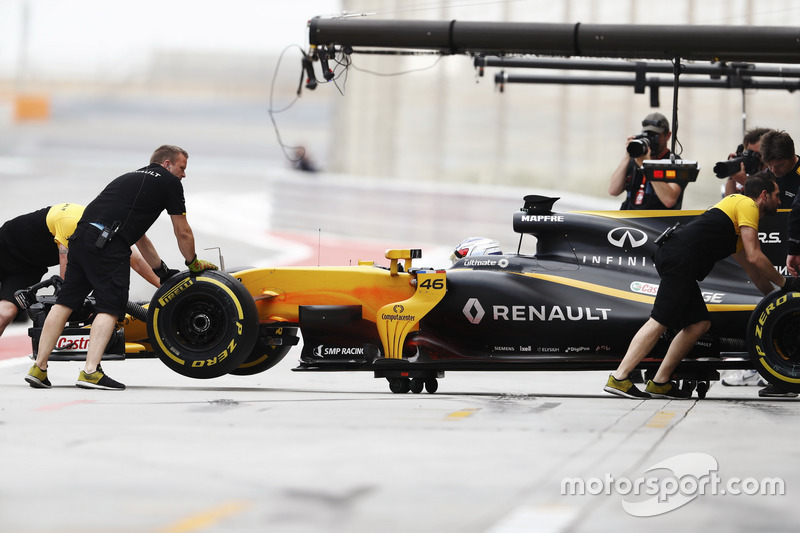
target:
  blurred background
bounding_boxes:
[2,0,800,301]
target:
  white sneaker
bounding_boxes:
[721,369,766,387]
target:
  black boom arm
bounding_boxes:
[308,18,800,63]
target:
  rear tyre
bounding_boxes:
[147,270,259,379]
[746,290,800,393]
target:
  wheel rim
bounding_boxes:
[770,310,800,363]
[172,295,226,349]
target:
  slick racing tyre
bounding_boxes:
[147,270,259,379]
[746,290,800,392]
[229,326,298,376]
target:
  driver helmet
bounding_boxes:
[450,237,503,264]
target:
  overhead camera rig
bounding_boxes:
[304,17,800,178]
[304,17,800,93]
[307,17,800,61]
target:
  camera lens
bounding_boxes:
[713,159,742,179]
[627,139,649,158]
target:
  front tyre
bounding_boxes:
[746,290,800,392]
[147,270,259,379]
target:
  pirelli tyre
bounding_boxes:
[746,290,800,392]
[147,270,259,379]
[229,325,298,376]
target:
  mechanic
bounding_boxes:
[604,172,794,399]
[608,112,688,210]
[0,203,160,339]
[25,145,218,391]
[723,127,771,197]
[759,129,800,209]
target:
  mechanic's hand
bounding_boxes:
[781,276,800,293]
[185,255,218,273]
[787,254,800,277]
[153,260,180,284]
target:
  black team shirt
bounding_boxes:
[80,163,186,246]
[0,207,56,267]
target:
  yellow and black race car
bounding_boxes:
[19,196,800,397]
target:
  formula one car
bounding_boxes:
[19,195,800,397]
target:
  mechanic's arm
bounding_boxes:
[170,214,217,272]
[733,226,786,295]
[57,243,68,278]
[650,181,683,208]
[788,255,800,278]
[170,214,197,263]
[129,244,161,288]
[134,234,161,268]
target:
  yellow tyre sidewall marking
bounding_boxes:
[153,275,246,367]
[752,292,800,385]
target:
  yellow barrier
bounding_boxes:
[14,94,50,121]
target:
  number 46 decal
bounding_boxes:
[419,278,445,290]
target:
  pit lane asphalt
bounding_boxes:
[0,343,798,533]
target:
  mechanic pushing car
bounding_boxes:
[604,172,798,400]
[0,203,162,339]
[24,145,218,391]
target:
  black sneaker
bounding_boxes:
[645,380,692,399]
[75,365,125,390]
[25,364,51,389]
[758,384,798,398]
[604,374,651,399]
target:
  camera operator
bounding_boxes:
[722,127,771,197]
[760,130,800,209]
[609,112,687,210]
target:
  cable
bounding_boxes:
[267,41,444,161]
[331,50,351,95]
[268,44,307,163]
[349,54,443,77]
[268,45,358,159]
